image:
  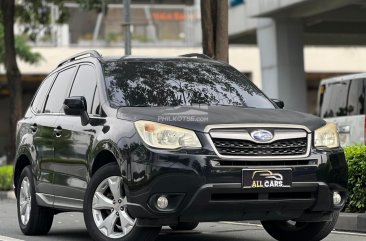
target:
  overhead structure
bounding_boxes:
[228,0,366,112]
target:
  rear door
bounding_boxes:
[42,66,77,201]
[29,73,57,196]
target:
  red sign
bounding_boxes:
[152,11,186,21]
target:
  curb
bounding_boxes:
[335,212,366,233]
[0,191,16,200]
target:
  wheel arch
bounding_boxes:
[90,139,128,178]
[14,154,32,192]
[91,150,119,177]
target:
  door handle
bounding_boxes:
[54,126,63,137]
[338,125,350,134]
[30,124,38,133]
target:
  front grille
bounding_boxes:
[212,138,308,156]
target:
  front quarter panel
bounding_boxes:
[90,118,136,181]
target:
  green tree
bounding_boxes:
[0,24,42,65]
[0,0,67,164]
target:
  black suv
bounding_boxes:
[14,51,347,241]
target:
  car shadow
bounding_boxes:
[43,230,91,241]
[43,228,264,241]
[157,234,258,241]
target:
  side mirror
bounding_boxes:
[272,99,284,109]
[63,97,90,126]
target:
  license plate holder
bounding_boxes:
[242,168,292,189]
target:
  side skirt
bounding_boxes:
[36,193,84,212]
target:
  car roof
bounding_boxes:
[51,51,225,77]
[102,55,221,64]
[320,72,366,85]
[56,51,220,69]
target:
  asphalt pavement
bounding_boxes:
[1,199,365,241]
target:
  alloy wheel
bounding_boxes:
[92,176,136,239]
[19,176,31,225]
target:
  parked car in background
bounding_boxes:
[317,73,366,146]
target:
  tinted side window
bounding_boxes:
[320,81,349,118]
[69,65,97,113]
[31,73,56,113]
[44,67,76,113]
[347,78,366,116]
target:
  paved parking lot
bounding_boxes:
[1,199,365,241]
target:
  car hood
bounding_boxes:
[116,106,325,132]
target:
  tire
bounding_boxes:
[16,166,54,235]
[84,163,161,241]
[169,222,199,231]
[261,211,339,241]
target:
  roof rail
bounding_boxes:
[179,53,212,59]
[57,50,102,67]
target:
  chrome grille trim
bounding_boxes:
[205,124,311,160]
[204,124,311,133]
[212,138,308,156]
[210,129,307,143]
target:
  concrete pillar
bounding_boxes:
[256,18,307,112]
[56,24,70,47]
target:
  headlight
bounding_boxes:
[134,121,202,149]
[314,123,339,149]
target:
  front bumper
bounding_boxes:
[124,145,348,227]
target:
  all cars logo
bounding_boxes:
[251,170,284,188]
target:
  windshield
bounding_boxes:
[103,60,275,109]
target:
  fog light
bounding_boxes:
[333,192,342,205]
[157,195,169,209]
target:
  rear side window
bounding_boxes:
[319,81,349,118]
[44,67,76,113]
[31,73,56,113]
[347,78,366,116]
[69,65,97,113]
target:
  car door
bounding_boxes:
[52,64,99,203]
[28,73,57,197]
[40,66,77,202]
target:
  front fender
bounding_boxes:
[90,140,128,180]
